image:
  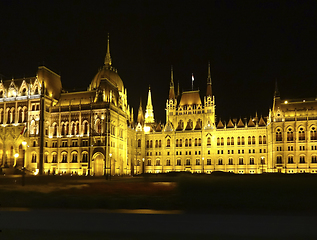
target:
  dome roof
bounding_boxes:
[90,65,124,91]
[90,34,124,92]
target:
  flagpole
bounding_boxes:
[191,73,194,90]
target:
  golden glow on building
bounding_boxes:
[1,40,317,176]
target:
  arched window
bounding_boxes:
[176,139,179,147]
[52,153,57,163]
[259,136,262,144]
[217,137,220,146]
[138,139,141,147]
[44,153,49,163]
[7,108,11,124]
[299,155,305,163]
[249,157,254,165]
[311,127,317,141]
[61,152,68,163]
[299,127,305,141]
[194,138,197,146]
[287,128,294,141]
[31,153,37,163]
[71,123,75,135]
[263,135,266,144]
[252,136,255,144]
[150,140,153,148]
[179,139,182,147]
[237,137,241,145]
[76,122,79,135]
[276,156,282,164]
[11,108,15,123]
[61,123,65,136]
[276,129,282,142]
[146,140,149,148]
[95,119,101,134]
[23,109,27,122]
[239,158,244,165]
[218,159,223,165]
[83,122,88,135]
[231,137,234,145]
[248,136,251,145]
[189,139,192,147]
[71,152,78,163]
[288,156,294,164]
[207,137,211,146]
[227,137,230,145]
[159,140,161,147]
[18,108,22,123]
[155,140,158,148]
[311,155,317,163]
[66,123,69,135]
[166,139,170,147]
[53,124,57,137]
[228,158,233,165]
[185,139,188,147]
[82,152,88,162]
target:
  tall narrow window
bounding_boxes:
[276,129,282,142]
[299,127,305,141]
[311,127,317,141]
[287,129,294,141]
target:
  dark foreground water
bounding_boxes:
[1,208,317,240]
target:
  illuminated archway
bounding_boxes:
[92,152,105,176]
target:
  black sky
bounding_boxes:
[1,0,317,123]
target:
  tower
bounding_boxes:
[145,87,155,124]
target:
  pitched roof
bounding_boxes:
[258,116,266,126]
[217,120,224,129]
[237,118,244,128]
[227,119,234,128]
[179,90,201,106]
[247,117,256,127]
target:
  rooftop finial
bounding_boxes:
[104,33,112,66]
[171,65,174,86]
[207,61,211,83]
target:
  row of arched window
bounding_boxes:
[52,121,89,136]
[217,136,266,146]
[276,127,317,142]
[146,140,162,148]
[176,138,202,147]
[0,107,28,124]
[276,155,317,164]
[34,151,90,164]
[217,157,266,165]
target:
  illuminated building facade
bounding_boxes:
[1,39,317,175]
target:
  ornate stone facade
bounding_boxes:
[1,40,317,175]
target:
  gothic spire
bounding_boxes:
[137,98,144,125]
[206,61,212,96]
[274,80,280,98]
[104,33,112,66]
[169,65,175,100]
[145,86,155,123]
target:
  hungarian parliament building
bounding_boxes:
[1,39,317,176]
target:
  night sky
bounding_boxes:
[1,1,317,123]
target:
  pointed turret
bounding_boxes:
[169,66,175,100]
[274,80,280,98]
[145,87,155,123]
[206,62,212,96]
[137,99,144,125]
[104,33,112,66]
